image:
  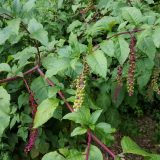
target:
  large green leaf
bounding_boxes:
[67,20,82,33]
[12,47,36,66]
[88,16,117,36]
[116,37,130,65]
[122,7,143,25]
[42,56,70,77]
[23,0,36,12]
[89,145,103,160]
[95,122,116,135]
[0,18,21,45]
[121,136,150,156]
[33,98,59,128]
[152,27,160,48]
[89,110,102,124]
[86,50,107,78]
[67,150,85,160]
[0,87,10,137]
[145,0,154,4]
[42,151,65,160]
[31,76,49,103]
[63,107,91,126]
[149,154,160,160]
[0,63,11,72]
[137,34,156,60]
[100,40,115,57]
[71,127,87,137]
[28,18,48,45]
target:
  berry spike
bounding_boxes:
[73,59,89,111]
[127,34,136,96]
[23,78,38,154]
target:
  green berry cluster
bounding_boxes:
[151,68,160,95]
[73,61,89,111]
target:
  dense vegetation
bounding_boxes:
[0,0,160,159]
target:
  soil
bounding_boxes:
[111,116,160,160]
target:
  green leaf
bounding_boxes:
[86,50,107,78]
[63,107,91,125]
[28,18,48,45]
[100,40,115,57]
[58,0,64,9]
[67,150,85,160]
[17,126,28,141]
[67,20,82,33]
[33,98,59,128]
[121,136,150,156]
[137,34,156,60]
[69,33,80,58]
[152,28,160,48]
[71,127,87,137]
[7,18,21,35]
[96,122,115,135]
[149,154,160,160]
[145,0,154,4]
[0,18,21,45]
[116,37,130,65]
[23,0,36,12]
[0,87,10,137]
[89,110,102,124]
[0,63,11,72]
[18,92,29,109]
[122,7,143,25]
[88,16,117,36]
[43,56,70,77]
[31,76,49,103]
[89,145,103,160]
[42,151,65,160]
[12,47,36,66]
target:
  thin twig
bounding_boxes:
[90,133,116,159]
[0,65,39,84]
[94,29,144,51]
[86,130,92,160]
[36,67,74,112]
[37,67,116,159]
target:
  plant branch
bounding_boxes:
[36,67,74,112]
[90,133,116,159]
[86,130,92,160]
[37,67,116,159]
[94,29,144,51]
[0,65,39,84]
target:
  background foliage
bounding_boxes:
[0,0,160,159]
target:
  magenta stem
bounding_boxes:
[86,130,92,160]
[90,133,116,159]
[0,65,39,84]
[36,67,74,112]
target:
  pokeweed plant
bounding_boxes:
[0,0,160,159]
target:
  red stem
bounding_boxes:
[86,130,92,160]
[94,29,143,51]
[37,67,116,159]
[0,65,39,84]
[90,133,116,159]
[36,68,74,112]
[23,78,32,94]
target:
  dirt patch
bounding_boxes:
[111,116,160,159]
